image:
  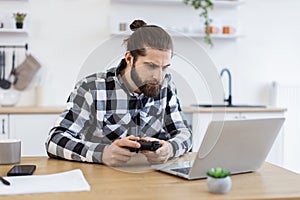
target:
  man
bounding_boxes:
[45,20,192,167]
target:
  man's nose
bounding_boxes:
[152,68,163,82]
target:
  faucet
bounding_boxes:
[220,68,232,106]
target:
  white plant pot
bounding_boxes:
[206,176,232,194]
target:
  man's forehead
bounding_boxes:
[139,48,171,63]
[143,47,172,54]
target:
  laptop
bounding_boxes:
[152,118,285,180]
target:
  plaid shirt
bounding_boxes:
[46,59,192,163]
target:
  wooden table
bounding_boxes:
[1,154,300,200]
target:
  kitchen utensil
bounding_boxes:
[0,50,11,89]
[7,48,16,84]
[0,51,2,80]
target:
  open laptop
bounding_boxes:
[152,118,285,180]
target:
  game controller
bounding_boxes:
[127,141,161,153]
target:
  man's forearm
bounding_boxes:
[168,128,192,158]
[46,130,106,163]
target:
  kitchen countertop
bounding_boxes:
[182,106,287,113]
[0,106,65,114]
[0,106,287,114]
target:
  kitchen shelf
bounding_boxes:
[212,0,245,7]
[0,28,28,35]
[110,0,244,43]
[111,31,241,39]
[111,0,245,7]
[166,31,241,39]
[0,0,28,1]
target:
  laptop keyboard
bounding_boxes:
[171,167,191,175]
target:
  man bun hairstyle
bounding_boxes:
[124,19,173,64]
[130,19,147,31]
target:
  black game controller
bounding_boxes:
[127,141,161,153]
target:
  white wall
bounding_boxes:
[207,0,300,105]
[1,0,299,106]
[1,0,111,106]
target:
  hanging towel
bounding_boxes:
[14,54,41,91]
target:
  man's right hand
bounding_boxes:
[102,135,141,166]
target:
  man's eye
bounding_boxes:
[148,63,156,69]
[162,66,169,71]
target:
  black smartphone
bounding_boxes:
[7,165,36,176]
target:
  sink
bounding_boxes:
[192,104,266,108]
[216,68,267,109]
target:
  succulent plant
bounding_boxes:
[207,167,231,178]
[13,13,27,23]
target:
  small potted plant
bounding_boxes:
[183,0,214,46]
[206,167,232,194]
[13,12,27,29]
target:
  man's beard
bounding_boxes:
[131,66,162,98]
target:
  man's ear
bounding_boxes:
[125,52,133,67]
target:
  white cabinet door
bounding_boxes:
[9,114,58,156]
[0,114,9,140]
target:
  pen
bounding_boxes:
[0,176,10,186]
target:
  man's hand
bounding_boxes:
[142,138,174,164]
[102,135,140,166]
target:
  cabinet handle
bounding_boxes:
[234,115,247,119]
[2,119,5,134]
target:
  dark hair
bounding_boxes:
[124,20,173,63]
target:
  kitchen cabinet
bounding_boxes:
[183,107,286,167]
[0,107,63,156]
[9,114,58,156]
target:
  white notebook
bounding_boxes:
[0,169,90,195]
